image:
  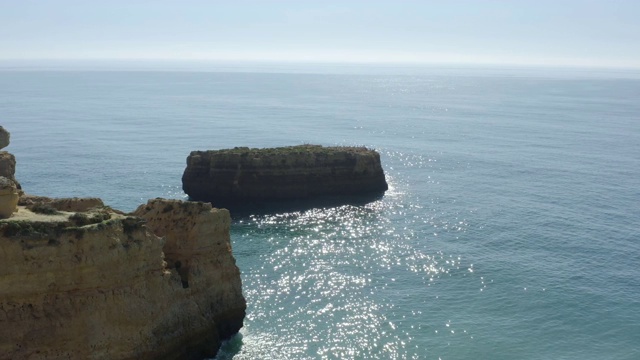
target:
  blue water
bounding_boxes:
[1,63,639,359]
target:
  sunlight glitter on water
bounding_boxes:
[220,159,482,359]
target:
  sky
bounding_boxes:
[1,0,639,68]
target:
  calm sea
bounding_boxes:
[1,62,639,359]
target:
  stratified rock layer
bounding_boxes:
[182,145,388,207]
[0,199,245,360]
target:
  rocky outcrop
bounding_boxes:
[19,195,105,212]
[182,145,388,209]
[0,152,20,190]
[0,127,20,191]
[0,177,18,218]
[0,198,245,359]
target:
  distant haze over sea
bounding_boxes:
[2,59,640,79]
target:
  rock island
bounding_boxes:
[182,145,388,209]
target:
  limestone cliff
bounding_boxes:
[182,145,388,209]
[133,198,245,341]
[0,198,245,360]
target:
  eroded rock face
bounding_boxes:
[0,199,245,359]
[182,145,388,209]
[133,198,246,340]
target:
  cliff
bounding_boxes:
[182,145,388,209]
[0,198,245,359]
[133,199,245,341]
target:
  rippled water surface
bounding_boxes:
[1,64,639,359]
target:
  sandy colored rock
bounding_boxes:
[19,194,105,212]
[182,145,388,209]
[133,198,246,339]
[0,177,18,218]
[0,199,245,359]
[0,126,9,150]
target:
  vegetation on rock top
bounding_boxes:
[194,144,374,156]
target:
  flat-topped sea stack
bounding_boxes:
[182,145,388,210]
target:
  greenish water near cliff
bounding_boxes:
[2,63,639,359]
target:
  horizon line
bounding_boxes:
[1,57,640,71]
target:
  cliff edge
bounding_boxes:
[0,126,245,359]
[182,145,388,209]
[0,198,245,359]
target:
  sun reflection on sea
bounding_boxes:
[217,150,483,359]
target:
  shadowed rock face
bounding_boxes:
[0,126,9,150]
[182,145,388,210]
[0,198,245,360]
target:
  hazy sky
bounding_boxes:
[1,0,639,68]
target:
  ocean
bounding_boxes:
[1,62,639,359]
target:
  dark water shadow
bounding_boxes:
[191,192,385,219]
[212,332,243,360]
